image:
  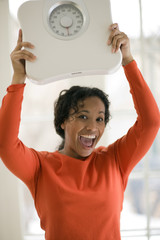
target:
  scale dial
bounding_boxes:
[48,1,87,40]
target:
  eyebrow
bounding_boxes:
[77,110,105,115]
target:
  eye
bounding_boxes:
[96,117,104,122]
[78,114,88,120]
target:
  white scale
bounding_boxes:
[18,0,122,84]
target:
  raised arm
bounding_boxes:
[108,24,160,187]
[0,30,39,195]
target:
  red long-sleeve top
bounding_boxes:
[0,61,159,240]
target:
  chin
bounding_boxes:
[77,148,94,159]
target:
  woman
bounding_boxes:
[0,23,159,240]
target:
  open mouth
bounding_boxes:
[79,134,96,149]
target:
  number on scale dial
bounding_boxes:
[48,2,84,39]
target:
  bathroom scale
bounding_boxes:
[18,0,122,84]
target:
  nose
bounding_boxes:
[85,119,97,131]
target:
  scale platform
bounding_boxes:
[18,0,122,84]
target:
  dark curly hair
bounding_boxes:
[54,86,110,150]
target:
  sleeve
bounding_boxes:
[114,60,160,189]
[0,84,40,195]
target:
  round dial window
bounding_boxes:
[48,2,84,39]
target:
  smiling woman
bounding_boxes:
[59,96,106,159]
[54,86,110,158]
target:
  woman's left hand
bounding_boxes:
[107,23,134,66]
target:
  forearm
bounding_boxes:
[11,73,26,85]
[122,55,134,66]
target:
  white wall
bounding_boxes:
[0,0,23,239]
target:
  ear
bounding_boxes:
[61,123,65,130]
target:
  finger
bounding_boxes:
[107,28,121,45]
[109,23,119,31]
[112,33,128,53]
[19,49,36,59]
[112,35,124,53]
[13,53,36,62]
[14,41,35,51]
[111,33,124,49]
[11,50,36,62]
[17,29,23,44]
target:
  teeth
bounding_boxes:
[80,135,96,139]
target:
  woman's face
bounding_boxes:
[60,96,106,159]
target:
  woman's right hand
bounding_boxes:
[10,29,36,84]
